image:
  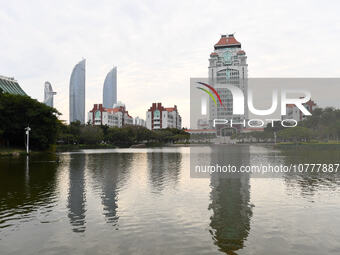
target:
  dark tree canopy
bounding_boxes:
[233,107,340,143]
[0,92,61,150]
[58,124,189,147]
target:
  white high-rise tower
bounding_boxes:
[208,34,248,135]
[103,67,117,108]
[69,59,86,124]
[43,81,56,108]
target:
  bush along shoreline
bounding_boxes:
[56,122,190,150]
[232,107,340,144]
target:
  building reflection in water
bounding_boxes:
[147,152,182,192]
[67,154,86,233]
[208,145,253,254]
[87,153,132,227]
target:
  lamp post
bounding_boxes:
[25,126,31,154]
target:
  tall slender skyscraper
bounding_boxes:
[43,81,56,107]
[103,67,117,108]
[69,59,86,124]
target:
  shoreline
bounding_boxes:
[2,142,340,157]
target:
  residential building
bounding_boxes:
[146,103,182,130]
[88,104,114,126]
[43,81,56,107]
[0,75,27,95]
[88,102,133,128]
[107,102,133,127]
[70,59,86,124]
[134,116,146,127]
[103,67,117,108]
[282,99,317,122]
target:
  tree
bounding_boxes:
[57,123,190,147]
[277,126,314,143]
[79,126,103,145]
[0,93,60,150]
[300,107,340,141]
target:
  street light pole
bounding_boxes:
[25,126,31,154]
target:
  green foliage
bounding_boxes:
[277,126,314,142]
[153,128,189,143]
[0,93,60,150]
[57,124,189,147]
[233,107,340,143]
[300,107,340,141]
[264,120,285,133]
[79,126,104,145]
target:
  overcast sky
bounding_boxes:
[1,0,340,127]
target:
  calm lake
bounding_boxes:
[0,145,340,255]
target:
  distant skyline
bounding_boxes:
[1,0,340,127]
[69,59,86,124]
[103,67,117,108]
[43,81,56,108]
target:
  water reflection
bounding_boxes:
[147,153,182,192]
[87,153,132,226]
[281,149,340,197]
[208,145,253,254]
[1,147,340,254]
[0,154,58,230]
[67,154,86,233]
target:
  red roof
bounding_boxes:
[106,105,127,113]
[214,34,241,48]
[287,99,316,108]
[90,104,105,112]
[237,50,245,55]
[165,107,176,112]
[106,108,120,113]
[184,129,216,132]
[106,107,133,118]
[147,103,178,113]
[210,52,218,56]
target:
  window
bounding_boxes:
[154,110,160,119]
[95,111,101,120]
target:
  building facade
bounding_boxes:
[88,102,133,128]
[207,34,248,135]
[0,75,27,95]
[133,116,146,127]
[146,103,182,130]
[69,59,86,124]
[103,67,117,108]
[282,99,317,122]
[43,81,56,108]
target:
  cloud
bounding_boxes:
[1,0,340,127]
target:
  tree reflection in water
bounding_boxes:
[0,154,59,230]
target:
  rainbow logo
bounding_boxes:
[196,82,226,109]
